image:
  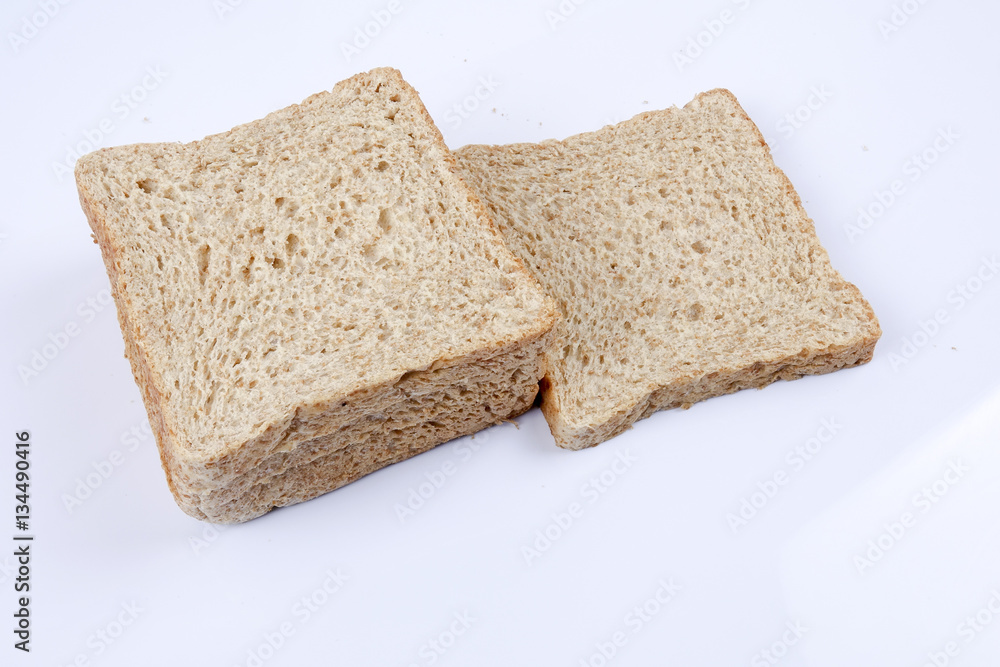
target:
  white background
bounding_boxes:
[2,1,999,665]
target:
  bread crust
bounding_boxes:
[456,88,881,450]
[75,67,558,522]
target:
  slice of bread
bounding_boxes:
[454,88,881,450]
[75,67,558,523]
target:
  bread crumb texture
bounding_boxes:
[456,89,880,450]
[75,67,557,522]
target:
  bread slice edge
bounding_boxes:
[75,67,560,519]
[457,88,881,450]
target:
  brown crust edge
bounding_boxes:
[74,67,559,521]
[389,66,562,335]
[459,88,882,451]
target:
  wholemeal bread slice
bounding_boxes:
[454,88,880,450]
[75,67,558,523]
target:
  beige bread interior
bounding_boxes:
[455,89,880,450]
[75,67,558,522]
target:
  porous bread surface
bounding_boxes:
[455,89,881,450]
[75,67,557,522]
[189,335,546,522]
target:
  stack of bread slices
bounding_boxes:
[75,68,880,523]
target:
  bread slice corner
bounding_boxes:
[455,87,880,450]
